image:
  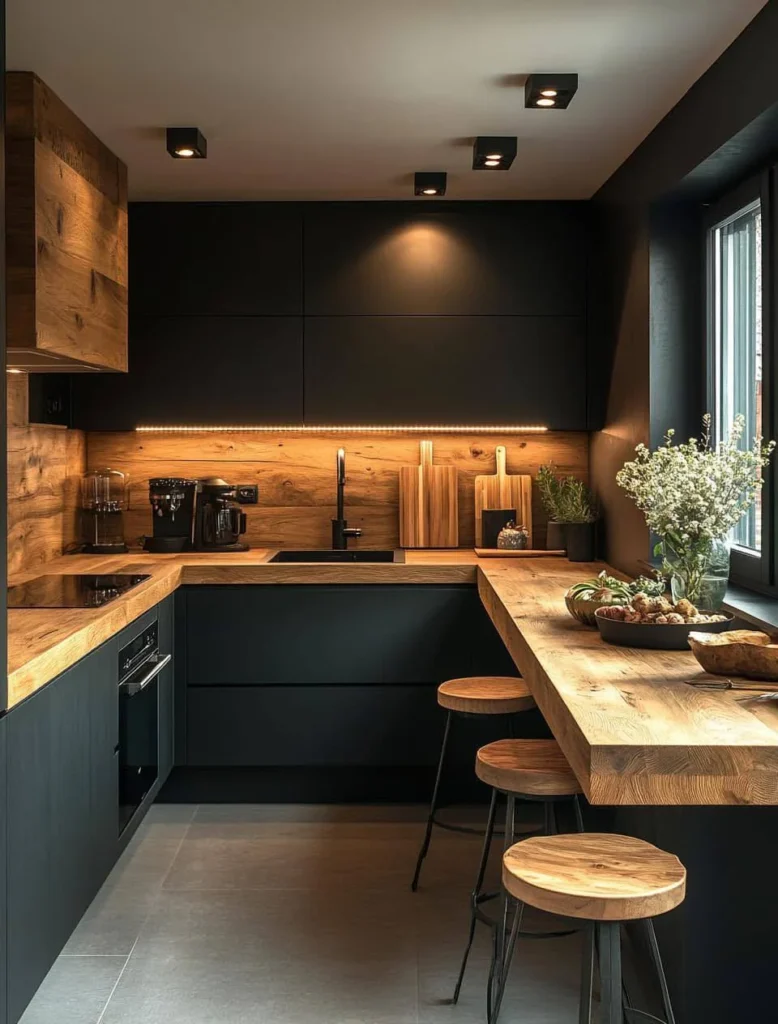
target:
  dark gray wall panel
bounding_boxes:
[304,203,586,316]
[130,203,302,315]
[304,316,587,427]
[71,316,303,429]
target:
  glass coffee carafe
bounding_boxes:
[81,468,130,553]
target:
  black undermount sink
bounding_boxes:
[269,549,405,563]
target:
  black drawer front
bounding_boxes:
[184,585,515,685]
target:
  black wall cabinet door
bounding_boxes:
[130,203,303,316]
[71,316,304,429]
[304,203,586,316]
[304,315,587,427]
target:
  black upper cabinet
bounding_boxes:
[71,316,303,429]
[304,315,587,427]
[130,203,303,316]
[304,202,586,316]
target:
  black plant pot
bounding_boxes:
[546,521,566,552]
[566,522,596,562]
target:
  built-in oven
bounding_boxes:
[117,619,171,835]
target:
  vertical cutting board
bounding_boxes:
[474,446,533,547]
[399,441,459,548]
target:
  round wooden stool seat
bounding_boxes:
[503,833,686,922]
[476,738,582,797]
[437,677,534,715]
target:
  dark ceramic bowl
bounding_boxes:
[594,608,734,651]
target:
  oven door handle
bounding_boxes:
[121,653,172,696]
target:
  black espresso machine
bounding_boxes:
[143,477,249,552]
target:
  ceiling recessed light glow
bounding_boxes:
[472,136,517,170]
[414,171,447,196]
[166,127,207,159]
[525,73,578,109]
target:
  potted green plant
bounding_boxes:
[537,465,599,560]
[616,414,775,608]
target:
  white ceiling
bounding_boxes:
[7,0,767,201]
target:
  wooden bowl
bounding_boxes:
[564,595,623,627]
[594,608,734,651]
[688,629,778,680]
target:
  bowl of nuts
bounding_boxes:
[595,593,733,650]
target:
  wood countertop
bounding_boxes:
[8,550,778,807]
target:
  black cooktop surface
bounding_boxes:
[8,573,151,609]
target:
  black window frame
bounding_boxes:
[704,169,776,595]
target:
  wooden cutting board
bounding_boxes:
[399,441,459,548]
[474,446,533,547]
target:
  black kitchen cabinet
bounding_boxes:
[184,584,513,686]
[89,643,119,883]
[181,584,535,774]
[70,315,304,429]
[304,315,587,427]
[304,203,586,316]
[130,202,303,316]
[6,654,97,1023]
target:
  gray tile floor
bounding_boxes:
[19,804,581,1024]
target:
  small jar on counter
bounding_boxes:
[497,521,529,550]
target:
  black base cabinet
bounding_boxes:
[176,584,546,799]
[0,717,7,1024]
[3,596,174,1024]
[6,641,115,1024]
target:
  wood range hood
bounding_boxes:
[5,72,128,372]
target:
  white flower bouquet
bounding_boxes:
[616,414,775,605]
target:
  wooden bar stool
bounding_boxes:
[454,738,584,1002]
[492,833,687,1024]
[410,677,535,892]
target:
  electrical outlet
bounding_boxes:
[236,484,259,505]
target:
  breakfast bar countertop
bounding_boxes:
[8,551,778,806]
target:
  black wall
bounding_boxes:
[68,200,589,430]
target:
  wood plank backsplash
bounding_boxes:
[7,375,86,575]
[87,431,589,550]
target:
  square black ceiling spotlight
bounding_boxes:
[524,74,578,109]
[414,171,447,196]
[166,127,207,158]
[472,137,517,170]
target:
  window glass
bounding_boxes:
[709,198,762,552]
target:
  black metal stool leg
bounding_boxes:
[597,922,624,1024]
[579,921,596,1024]
[645,919,676,1024]
[411,710,452,891]
[489,898,524,1024]
[453,787,498,1003]
[495,793,516,970]
[573,794,585,832]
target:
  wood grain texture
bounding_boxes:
[474,446,533,546]
[7,373,86,575]
[87,430,588,550]
[399,441,459,548]
[502,833,686,921]
[437,676,534,715]
[6,72,128,371]
[477,560,778,806]
[474,549,565,558]
[475,738,581,795]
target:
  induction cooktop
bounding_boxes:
[8,573,151,609]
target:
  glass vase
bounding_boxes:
[663,537,730,610]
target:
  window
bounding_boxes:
[706,173,773,590]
